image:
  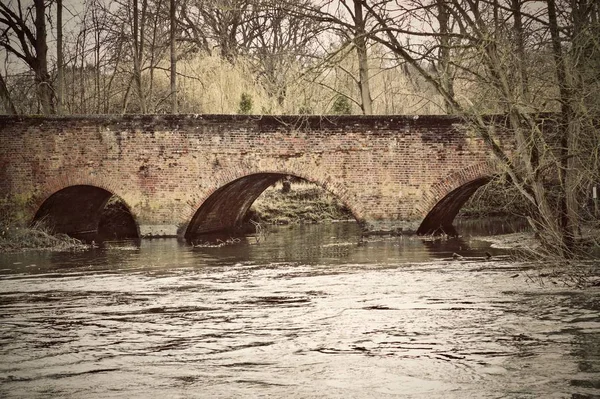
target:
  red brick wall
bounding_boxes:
[0,114,502,236]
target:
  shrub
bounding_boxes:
[330,95,352,114]
[238,92,253,114]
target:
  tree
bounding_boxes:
[178,0,253,62]
[0,0,55,114]
[434,0,454,113]
[177,0,320,109]
[245,0,321,108]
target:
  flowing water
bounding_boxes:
[0,222,599,398]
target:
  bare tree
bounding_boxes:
[435,0,454,113]
[0,0,55,114]
[178,0,253,62]
[245,0,321,108]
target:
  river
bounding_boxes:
[0,222,599,398]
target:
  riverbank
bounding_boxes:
[0,224,89,253]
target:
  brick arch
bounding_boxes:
[183,162,365,237]
[31,175,140,239]
[33,174,127,217]
[416,161,498,235]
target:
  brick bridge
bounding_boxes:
[0,114,508,239]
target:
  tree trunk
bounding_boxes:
[547,0,576,254]
[511,0,528,101]
[132,0,146,113]
[148,0,162,111]
[78,22,87,113]
[56,0,64,114]
[353,0,373,115]
[34,0,55,114]
[95,27,101,113]
[170,0,177,113]
[436,0,454,114]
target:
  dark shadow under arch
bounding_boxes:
[417,176,492,236]
[33,185,139,240]
[184,173,357,239]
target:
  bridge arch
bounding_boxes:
[184,166,365,238]
[416,162,498,235]
[33,184,139,240]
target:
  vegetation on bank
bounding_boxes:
[0,197,89,253]
[248,181,354,226]
[0,223,88,253]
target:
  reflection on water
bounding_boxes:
[0,222,599,399]
[454,216,530,236]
